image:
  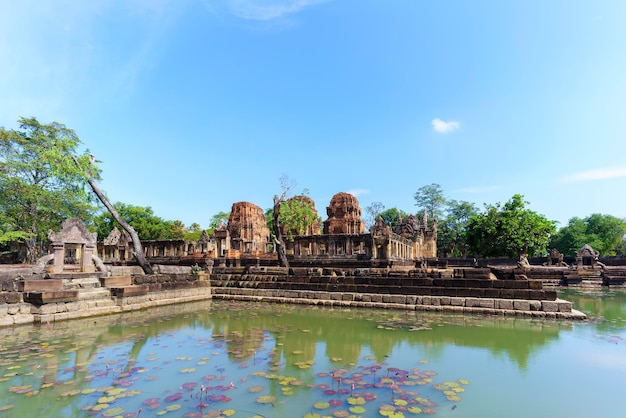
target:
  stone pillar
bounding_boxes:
[82,244,96,273]
[51,243,64,273]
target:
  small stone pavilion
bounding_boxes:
[47,218,98,273]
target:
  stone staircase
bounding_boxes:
[19,273,149,305]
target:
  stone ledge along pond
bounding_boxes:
[0,289,624,418]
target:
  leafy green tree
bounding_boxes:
[278,195,321,240]
[438,200,478,257]
[184,222,203,241]
[167,220,187,240]
[207,211,230,234]
[188,223,202,233]
[0,117,99,261]
[414,183,446,223]
[377,208,409,231]
[466,194,556,258]
[550,214,626,257]
[94,203,178,241]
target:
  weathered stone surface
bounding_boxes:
[24,291,79,304]
[111,284,150,297]
[18,279,63,292]
[100,276,132,287]
[323,192,365,234]
[513,300,531,311]
[541,301,559,312]
[228,202,270,253]
[498,299,513,310]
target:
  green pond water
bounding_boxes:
[0,290,625,418]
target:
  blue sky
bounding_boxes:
[1,0,625,229]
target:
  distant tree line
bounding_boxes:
[366,183,626,259]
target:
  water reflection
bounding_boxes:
[0,294,624,417]
[561,288,626,332]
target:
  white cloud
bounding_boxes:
[431,118,460,134]
[346,188,369,197]
[561,166,626,183]
[206,0,329,21]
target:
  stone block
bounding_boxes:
[457,288,472,297]
[514,290,530,299]
[110,285,149,297]
[24,291,79,304]
[0,316,14,326]
[529,300,542,311]
[100,276,133,287]
[558,301,572,312]
[541,301,559,312]
[439,296,450,305]
[18,279,63,292]
[4,292,21,304]
[450,297,465,306]
[479,299,495,309]
[513,300,530,311]
[544,290,557,301]
[466,298,481,308]
[498,299,513,310]
[342,294,354,301]
[13,314,34,325]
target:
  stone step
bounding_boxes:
[110,285,149,297]
[76,288,112,300]
[62,277,102,290]
[100,276,132,287]
[24,290,79,304]
[18,279,63,292]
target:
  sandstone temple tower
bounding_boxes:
[323,192,365,234]
[227,202,270,254]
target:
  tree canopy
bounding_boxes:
[94,203,187,241]
[414,183,446,223]
[466,194,556,258]
[0,117,99,261]
[437,200,479,257]
[377,208,409,231]
[550,214,626,257]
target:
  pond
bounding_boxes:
[0,289,625,418]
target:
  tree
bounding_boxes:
[414,183,446,223]
[94,203,179,241]
[466,194,556,258]
[377,208,409,231]
[278,194,321,240]
[364,202,385,231]
[0,117,99,262]
[271,174,295,268]
[550,214,626,257]
[207,211,230,234]
[438,200,478,257]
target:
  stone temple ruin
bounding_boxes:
[95,192,437,266]
[0,191,595,326]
